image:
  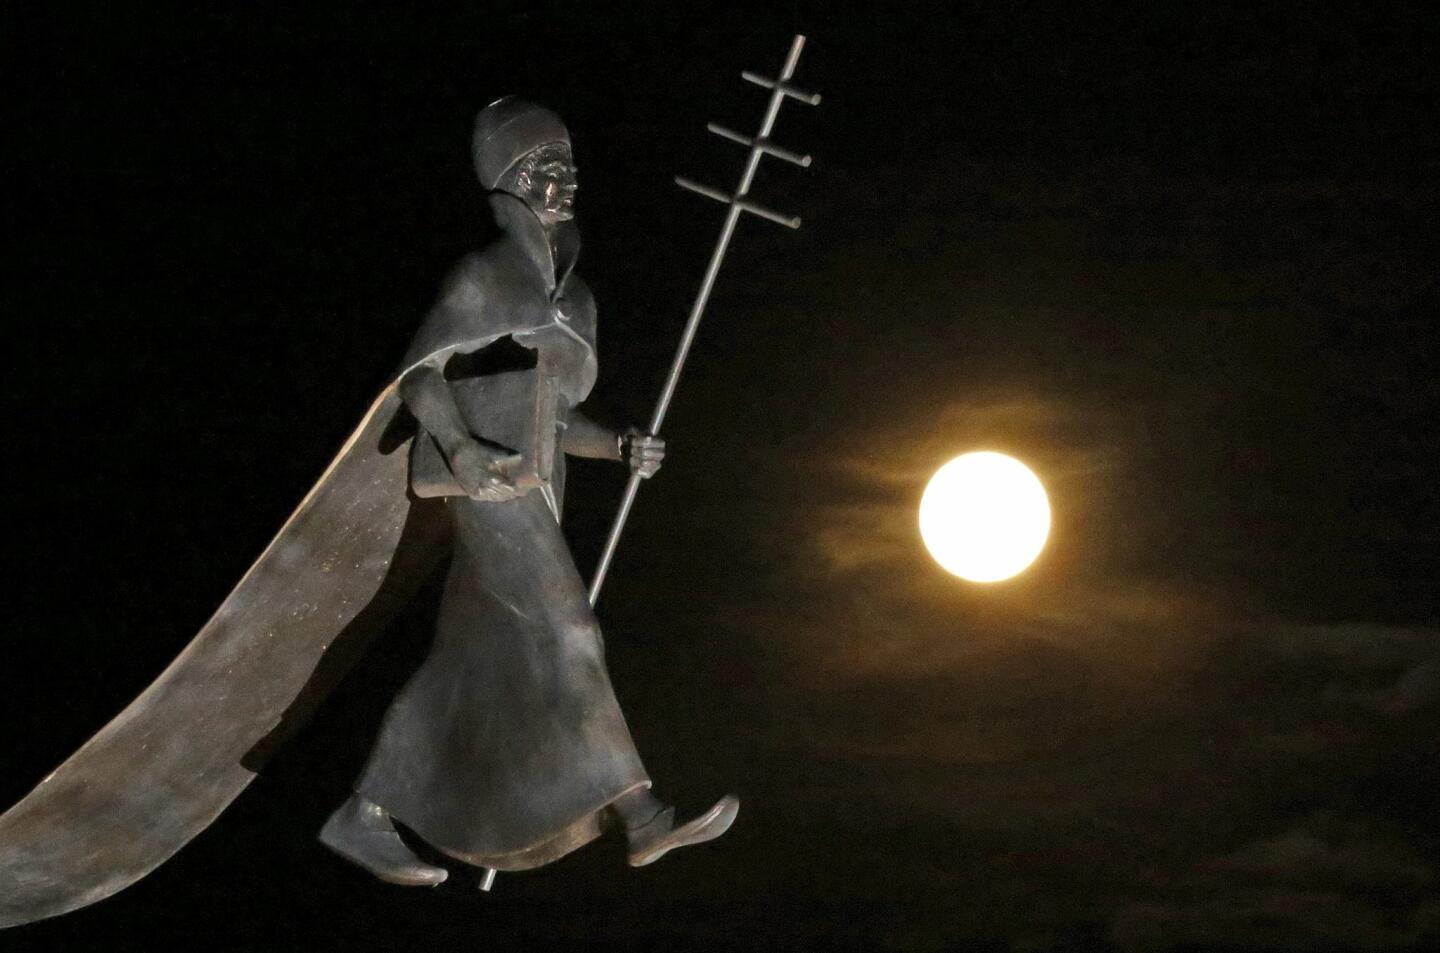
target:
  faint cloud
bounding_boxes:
[1217,821,1432,885]
[1112,815,1439,952]
[1246,621,1440,716]
[1253,621,1440,667]
[1379,656,1440,715]
[825,393,1118,494]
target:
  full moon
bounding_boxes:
[919,451,1051,582]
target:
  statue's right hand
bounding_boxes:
[448,441,522,502]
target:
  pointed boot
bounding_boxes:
[627,794,740,867]
[318,793,449,886]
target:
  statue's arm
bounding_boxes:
[563,408,665,478]
[561,409,624,460]
[398,364,472,459]
[399,364,519,500]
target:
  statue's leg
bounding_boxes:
[318,793,449,886]
[610,786,667,828]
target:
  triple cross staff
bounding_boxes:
[588,33,821,605]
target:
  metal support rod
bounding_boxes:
[588,34,812,605]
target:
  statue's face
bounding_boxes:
[511,142,577,225]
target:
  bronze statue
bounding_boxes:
[317,97,736,887]
[0,35,817,927]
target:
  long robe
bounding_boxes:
[358,197,650,869]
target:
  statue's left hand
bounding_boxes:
[623,430,665,479]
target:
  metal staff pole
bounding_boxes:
[588,34,820,605]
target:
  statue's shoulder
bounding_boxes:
[435,248,503,308]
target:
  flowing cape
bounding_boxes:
[0,233,596,927]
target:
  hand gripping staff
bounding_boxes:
[588,34,821,605]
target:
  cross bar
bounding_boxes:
[675,176,801,228]
[741,71,822,106]
[706,123,813,167]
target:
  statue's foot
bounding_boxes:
[319,793,449,886]
[626,794,740,867]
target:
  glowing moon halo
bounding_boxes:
[919,452,1051,582]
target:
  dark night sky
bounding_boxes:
[3,3,1438,951]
